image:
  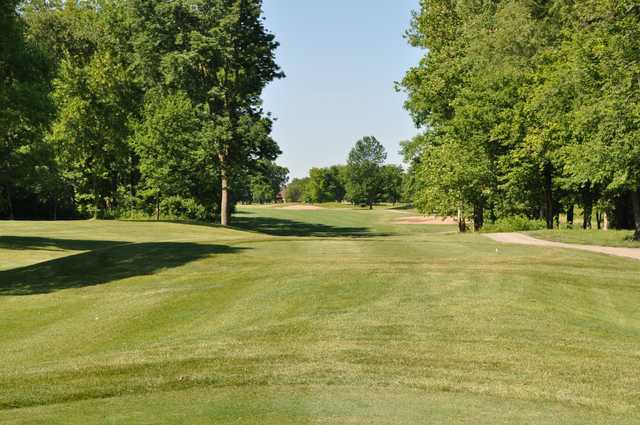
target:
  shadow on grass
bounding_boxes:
[0,241,247,296]
[230,215,392,238]
[386,204,415,211]
[0,236,126,251]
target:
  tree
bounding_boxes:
[284,177,308,203]
[0,0,286,222]
[346,136,386,209]
[563,0,640,239]
[398,0,589,231]
[131,90,201,219]
[0,0,53,219]
[177,0,283,225]
[49,47,134,218]
[24,0,141,219]
[399,1,497,230]
[305,166,346,203]
[380,164,404,204]
[248,160,289,203]
[410,132,492,232]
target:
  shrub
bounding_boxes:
[160,196,208,221]
[482,216,547,232]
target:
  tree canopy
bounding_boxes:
[400,0,640,238]
[2,0,285,223]
[346,136,387,209]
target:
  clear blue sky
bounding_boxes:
[261,0,423,178]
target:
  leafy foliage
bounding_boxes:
[400,0,640,237]
[2,0,285,222]
[346,136,387,208]
[247,160,289,204]
[284,177,309,203]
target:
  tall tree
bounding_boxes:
[247,160,289,204]
[0,0,52,219]
[564,0,640,239]
[305,166,346,203]
[284,177,308,203]
[131,90,201,219]
[399,1,589,231]
[346,136,387,209]
[49,40,134,218]
[166,0,284,225]
[380,164,404,204]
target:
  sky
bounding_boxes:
[261,0,423,178]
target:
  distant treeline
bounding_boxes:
[285,136,406,208]
[399,1,640,238]
[1,0,285,224]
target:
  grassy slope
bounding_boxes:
[1,207,639,424]
[529,228,639,248]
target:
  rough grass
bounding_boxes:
[1,207,639,424]
[529,228,640,248]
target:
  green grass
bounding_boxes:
[269,201,411,210]
[529,228,640,248]
[1,207,639,424]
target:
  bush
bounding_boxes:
[482,216,547,232]
[160,196,209,221]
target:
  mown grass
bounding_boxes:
[269,201,415,211]
[530,228,640,247]
[0,207,639,424]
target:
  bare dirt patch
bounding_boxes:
[281,204,324,211]
[394,215,457,225]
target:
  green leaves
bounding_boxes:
[4,0,283,220]
[306,166,347,203]
[400,0,640,230]
[131,90,201,197]
[346,136,387,207]
[127,0,282,222]
[1,0,54,218]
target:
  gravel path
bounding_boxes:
[485,232,640,261]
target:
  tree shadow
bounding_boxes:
[0,241,247,296]
[230,215,393,238]
[0,236,126,251]
[386,204,415,211]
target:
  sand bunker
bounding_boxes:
[281,204,324,211]
[394,215,457,225]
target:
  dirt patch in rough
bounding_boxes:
[281,204,324,211]
[394,215,457,225]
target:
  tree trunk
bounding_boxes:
[5,186,14,220]
[130,156,137,218]
[583,189,593,230]
[596,211,602,230]
[473,201,484,232]
[543,165,553,229]
[488,203,496,224]
[220,160,229,226]
[457,207,467,233]
[155,192,160,221]
[567,204,574,226]
[631,189,640,241]
[53,199,57,221]
[93,174,99,219]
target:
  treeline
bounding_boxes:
[399,0,640,239]
[285,136,406,208]
[0,0,285,224]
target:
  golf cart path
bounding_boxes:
[485,232,640,261]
